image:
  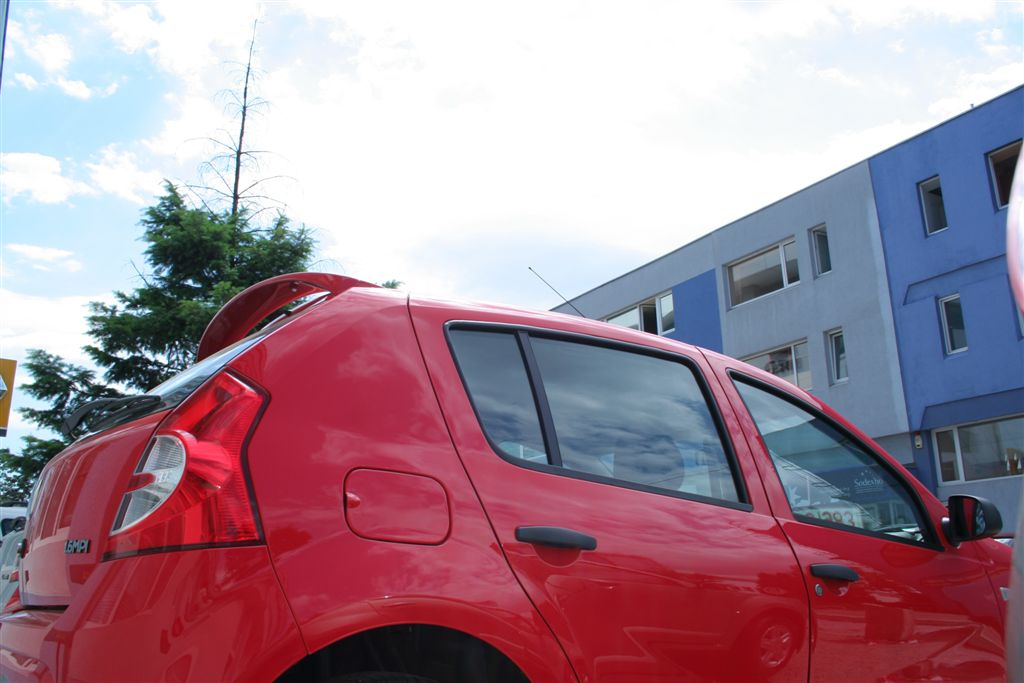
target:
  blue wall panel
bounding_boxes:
[668,269,723,352]
[869,87,1024,433]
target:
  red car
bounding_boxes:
[0,273,1011,683]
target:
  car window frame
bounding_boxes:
[446,321,753,512]
[728,371,943,551]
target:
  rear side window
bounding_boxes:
[449,327,742,505]
[447,330,548,463]
[733,378,929,544]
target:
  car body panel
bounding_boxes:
[0,547,305,683]
[703,350,1007,682]
[410,297,812,683]
[233,289,576,681]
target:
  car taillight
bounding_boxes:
[105,371,267,560]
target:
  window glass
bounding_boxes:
[812,226,832,275]
[640,301,658,335]
[607,308,640,330]
[448,330,549,464]
[531,338,740,502]
[940,295,967,352]
[659,293,675,333]
[729,249,784,306]
[935,430,960,483]
[990,140,1021,208]
[919,176,948,234]
[783,241,800,284]
[734,379,925,543]
[742,341,810,390]
[828,331,847,382]
[958,416,1024,481]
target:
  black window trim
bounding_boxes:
[445,321,753,513]
[728,370,943,551]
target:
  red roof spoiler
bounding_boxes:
[196,272,377,361]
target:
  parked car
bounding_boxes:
[0,273,1011,683]
[0,504,27,539]
[0,527,25,609]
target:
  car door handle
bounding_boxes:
[810,563,860,582]
[515,526,598,551]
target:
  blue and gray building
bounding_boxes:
[556,86,1023,522]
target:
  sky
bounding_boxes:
[1,0,1022,448]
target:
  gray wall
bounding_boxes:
[559,161,913,462]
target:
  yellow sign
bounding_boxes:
[0,359,17,437]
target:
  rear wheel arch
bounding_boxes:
[274,623,532,683]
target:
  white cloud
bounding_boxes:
[56,77,92,99]
[0,153,94,204]
[84,146,165,204]
[928,62,1024,118]
[13,73,39,90]
[20,27,73,74]
[6,244,84,273]
[0,288,106,367]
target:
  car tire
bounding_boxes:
[329,674,438,683]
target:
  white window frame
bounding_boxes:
[988,139,1022,210]
[918,175,949,235]
[726,239,800,308]
[740,339,811,390]
[605,291,675,336]
[938,294,967,354]
[826,328,847,384]
[810,224,832,277]
[933,414,1024,485]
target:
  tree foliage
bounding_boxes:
[85,183,314,391]
[0,190,316,499]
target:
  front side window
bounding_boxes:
[939,294,967,354]
[605,292,675,336]
[728,240,800,307]
[734,378,927,544]
[450,327,742,504]
[989,139,1022,209]
[919,176,949,234]
[741,341,811,390]
[934,415,1024,483]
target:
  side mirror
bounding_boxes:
[943,495,1003,545]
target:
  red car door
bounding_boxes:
[411,300,810,683]
[708,353,1006,683]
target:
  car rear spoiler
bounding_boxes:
[196,272,378,361]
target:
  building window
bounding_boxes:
[939,294,967,354]
[988,139,1022,209]
[827,329,847,383]
[741,341,811,390]
[918,176,948,235]
[606,292,675,335]
[810,225,832,276]
[933,415,1024,483]
[727,240,799,307]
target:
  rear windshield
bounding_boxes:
[83,333,267,436]
[148,333,265,406]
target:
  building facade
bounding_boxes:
[556,86,1024,523]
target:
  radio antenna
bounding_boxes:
[528,267,586,318]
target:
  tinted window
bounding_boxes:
[448,330,549,464]
[734,379,926,543]
[530,337,739,502]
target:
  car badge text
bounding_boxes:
[65,539,91,554]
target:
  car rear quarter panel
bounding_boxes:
[233,289,574,681]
